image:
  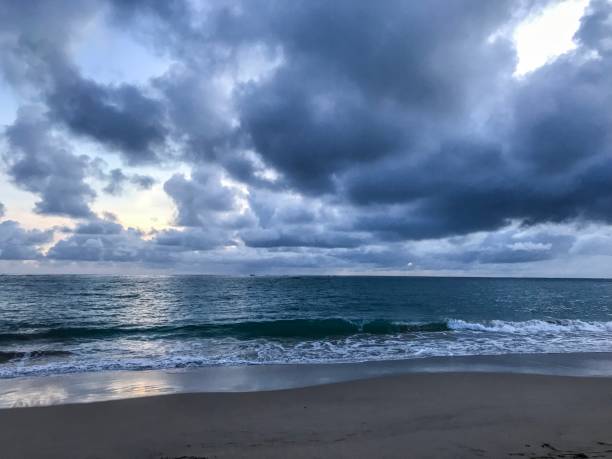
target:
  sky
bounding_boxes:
[1,0,612,277]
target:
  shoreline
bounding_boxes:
[2,371,612,458]
[3,351,612,408]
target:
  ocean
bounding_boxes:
[1,275,612,379]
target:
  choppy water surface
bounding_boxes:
[1,275,612,378]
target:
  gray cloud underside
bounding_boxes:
[5,215,604,276]
[2,0,612,272]
[3,108,96,218]
[0,220,53,260]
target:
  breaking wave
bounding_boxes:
[2,318,612,344]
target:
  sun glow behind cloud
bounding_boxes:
[513,0,589,76]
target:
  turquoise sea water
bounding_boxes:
[1,275,612,378]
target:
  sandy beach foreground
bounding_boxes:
[2,372,612,459]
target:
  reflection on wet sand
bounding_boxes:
[3,352,612,408]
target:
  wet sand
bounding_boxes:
[4,352,612,408]
[2,372,612,458]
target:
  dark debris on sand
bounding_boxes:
[508,441,612,458]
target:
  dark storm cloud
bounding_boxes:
[238,74,406,193]
[229,0,518,194]
[0,1,98,89]
[152,67,284,191]
[101,0,520,192]
[3,108,96,218]
[111,0,612,246]
[336,1,612,241]
[0,220,53,260]
[230,0,612,245]
[5,0,612,272]
[47,76,169,164]
[0,0,169,165]
[343,141,514,240]
[0,202,5,218]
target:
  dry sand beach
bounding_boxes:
[2,372,612,459]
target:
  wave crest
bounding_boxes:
[0,319,450,342]
[448,319,612,333]
[2,318,612,345]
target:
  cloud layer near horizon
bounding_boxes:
[1,0,612,275]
